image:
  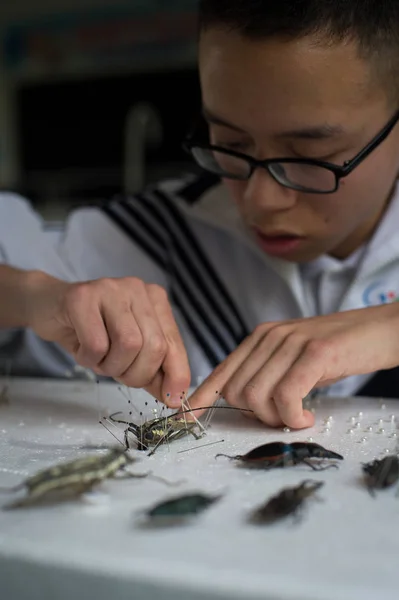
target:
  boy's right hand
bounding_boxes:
[26,272,190,408]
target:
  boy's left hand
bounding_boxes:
[187,304,399,429]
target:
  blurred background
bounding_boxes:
[0,0,202,218]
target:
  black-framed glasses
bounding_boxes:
[183,110,399,194]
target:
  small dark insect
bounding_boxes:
[0,447,146,509]
[249,480,324,524]
[108,405,253,454]
[216,441,343,471]
[362,455,399,496]
[142,492,221,526]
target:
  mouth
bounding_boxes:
[253,228,305,257]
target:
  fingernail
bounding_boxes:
[167,396,182,408]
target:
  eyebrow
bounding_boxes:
[276,124,345,140]
[202,107,246,133]
[202,107,345,140]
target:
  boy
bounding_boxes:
[1,0,399,429]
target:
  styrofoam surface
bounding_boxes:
[0,377,398,600]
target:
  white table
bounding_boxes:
[0,377,398,600]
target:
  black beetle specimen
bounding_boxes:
[249,480,324,524]
[216,441,343,471]
[142,492,221,526]
[362,455,399,496]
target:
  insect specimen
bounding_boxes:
[142,492,221,526]
[107,405,253,454]
[249,480,324,524]
[108,409,204,453]
[362,455,399,496]
[216,441,343,471]
[0,447,147,509]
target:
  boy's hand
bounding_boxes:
[27,272,190,407]
[188,305,399,429]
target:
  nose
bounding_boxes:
[243,167,298,212]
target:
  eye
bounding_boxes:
[303,154,336,163]
[291,147,348,163]
[214,141,250,152]
[209,130,251,153]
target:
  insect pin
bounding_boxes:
[216,441,343,471]
[249,480,324,524]
[362,455,399,496]
[107,405,253,455]
[0,446,146,509]
[108,408,205,454]
[140,492,222,527]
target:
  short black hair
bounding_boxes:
[198,0,399,101]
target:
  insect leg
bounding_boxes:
[146,473,185,487]
[215,453,240,460]
[3,480,98,510]
[0,482,25,493]
[108,411,130,425]
[291,507,304,526]
[302,459,338,471]
[115,469,183,487]
[112,470,150,480]
[124,428,131,450]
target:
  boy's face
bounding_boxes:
[199,29,399,262]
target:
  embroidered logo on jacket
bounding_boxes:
[362,281,399,307]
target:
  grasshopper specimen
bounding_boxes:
[107,405,253,455]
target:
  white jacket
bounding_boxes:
[1,174,399,395]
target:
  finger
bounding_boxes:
[111,295,167,388]
[187,329,268,416]
[221,326,293,422]
[189,322,295,418]
[148,285,191,407]
[115,370,165,411]
[244,333,314,429]
[142,370,164,403]
[274,337,344,400]
[66,288,110,367]
[241,409,258,421]
[96,298,147,379]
